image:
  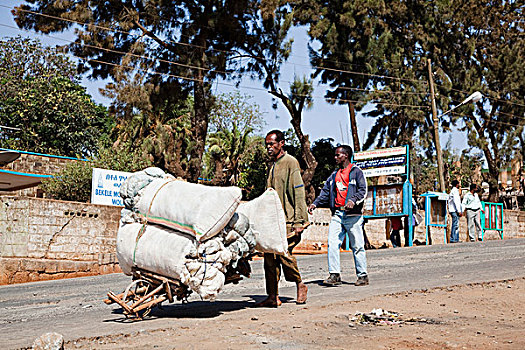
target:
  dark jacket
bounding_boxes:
[312,165,368,215]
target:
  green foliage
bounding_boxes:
[113,96,194,178]
[41,145,152,202]
[0,37,113,157]
[13,0,263,181]
[203,92,266,187]
[236,136,268,200]
[294,0,524,198]
[310,138,336,193]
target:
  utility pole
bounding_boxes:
[427,58,446,193]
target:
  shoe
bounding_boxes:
[323,273,342,286]
[296,283,308,304]
[254,296,282,308]
[478,237,483,241]
[355,275,369,286]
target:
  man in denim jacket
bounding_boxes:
[308,145,369,286]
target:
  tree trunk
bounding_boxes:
[212,158,224,186]
[347,102,360,152]
[188,56,208,183]
[289,107,318,204]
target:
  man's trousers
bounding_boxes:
[263,228,302,296]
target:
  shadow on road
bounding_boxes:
[104,295,294,322]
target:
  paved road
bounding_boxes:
[1,238,525,349]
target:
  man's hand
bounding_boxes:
[344,200,355,211]
[458,212,463,217]
[293,226,305,235]
[308,203,316,214]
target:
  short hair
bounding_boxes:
[470,183,477,191]
[266,129,285,142]
[451,179,459,187]
[336,145,353,159]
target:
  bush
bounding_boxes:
[41,146,152,202]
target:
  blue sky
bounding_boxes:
[0,1,468,152]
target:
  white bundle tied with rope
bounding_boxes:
[116,168,259,300]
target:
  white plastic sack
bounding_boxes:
[236,188,288,255]
[116,222,196,283]
[135,178,242,242]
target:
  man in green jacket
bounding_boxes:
[256,130,309,307]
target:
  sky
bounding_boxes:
[0,1,468,152]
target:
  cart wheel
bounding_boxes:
[121,279,153,320]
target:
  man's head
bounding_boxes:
[451,179,460,188]
[470,183,477,192]
[335,145,353,166]
[265,130,285,160]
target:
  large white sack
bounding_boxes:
[236,188,288,255]
[116,222,196,282]
[136,178,242,242]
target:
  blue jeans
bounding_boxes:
[450,211,459,242]
[327,211,367,277]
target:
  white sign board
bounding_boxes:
[91,168,131,206]
[353,146,406,161]
[362,165,406,177]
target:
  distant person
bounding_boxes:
[448,179,463,243]
[308,145,369,286]
[462,184,484,242]
[389,216,403,248]
[256,130,308,308]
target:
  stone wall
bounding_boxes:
[1,196,524,285]
[0,196,121,285]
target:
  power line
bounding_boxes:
[2,12,515,113]
[4,5,430,86]
[2,23,431,109]
[0,21,437,103]
[449,111,525,128]
[3,4,237,55]
[0,22,212,73]
[436,84,525,108]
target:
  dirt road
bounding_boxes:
[1,238,524,349]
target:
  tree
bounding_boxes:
[13,1,258,182]
[293,0,393,152]
[203,92,265,186]
[310,137,336,195]
[294,0,524,201]
[235,2,318,202]
[0,37,112,157]
[112,96,194,178]
[425,0,525,200]
[236,136,268,200]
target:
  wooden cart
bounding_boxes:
[104,257,252,320]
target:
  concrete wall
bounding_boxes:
[1,196,524,285]
[0,196,120,285]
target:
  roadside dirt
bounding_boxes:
[66,277,525,349]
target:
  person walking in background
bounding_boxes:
[308,145,369,286]
[448,179,463,243]
[389,216,403,248]
[256,130,309,307]
[462,184,484,242]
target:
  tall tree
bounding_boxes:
[235,2,318,201]
[423,0,525,199]
[295,0,524,201]
[293,0,390,151]
[13,1,256,181]
[0,37,111,157]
